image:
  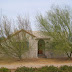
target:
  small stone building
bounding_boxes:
[1,29,65,58]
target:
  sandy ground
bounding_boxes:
[0,58,72,70]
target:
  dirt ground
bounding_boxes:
[0,58,72,70]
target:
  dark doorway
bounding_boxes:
[38,39,45,55]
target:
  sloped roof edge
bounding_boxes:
[1,29,36,42]
[12,29,36,37]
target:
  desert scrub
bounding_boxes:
[15,66,34,72]
[15,65,72,72]
[15,66,58,72]
[37,66,58,72]
[59,65,72,72]
[0,67,11,72]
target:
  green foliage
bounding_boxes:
[0,67,11,72]
[15,66,58,72]
[36,6,72,59]
[59,65,72,72]
[0,16,32,60]
[1,32,29,60]
[0,66,72,72]
[15,66,34,72]
[15,65,72,72]
[38,66,58,72]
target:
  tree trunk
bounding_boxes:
[65,51,72,59]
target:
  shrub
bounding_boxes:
[15,66,59,72]
[59,65,72,72]
[37,66,58,72]
[47,66,58,72]
[0,67,11,72]
[15,66,34,72]
[40,66,58,72]
[15,65,72,72]
[37,66,49,72]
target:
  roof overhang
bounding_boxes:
[35,37,50,40]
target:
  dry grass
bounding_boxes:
[0,58,72,69]
[0,57,72,64]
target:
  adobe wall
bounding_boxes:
[44,40,67,58]
[22,37,38,58]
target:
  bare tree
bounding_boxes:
[17,16,32,33]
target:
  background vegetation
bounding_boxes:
[0,16,32,60]
[1,65,72,72]
[36,6,72,59]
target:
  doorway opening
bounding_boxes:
[38,39,45,57]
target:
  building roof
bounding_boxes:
[1,30,51,42]
[1,29,36,42]
[33,31,51,40]
[35,37,50,40]
[12,29,36,37]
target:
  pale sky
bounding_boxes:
[0,0,72,30]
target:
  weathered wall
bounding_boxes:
[44,40,67,58]
[15,31,38,58]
